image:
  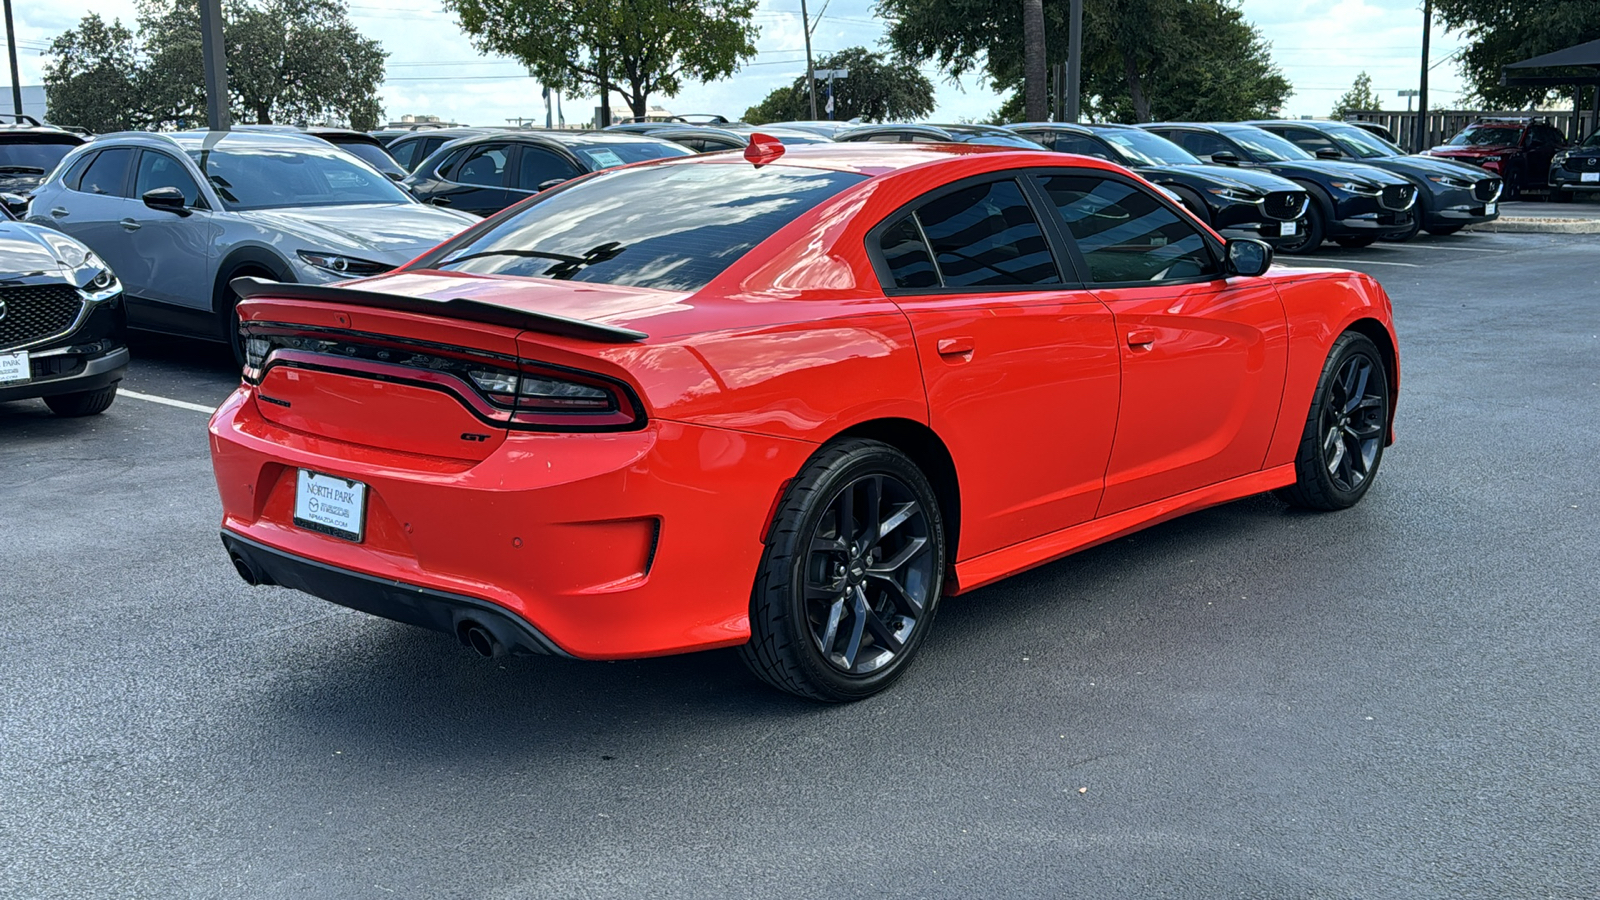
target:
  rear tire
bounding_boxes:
[739,439,947,702]
[44,384,117,417]
[1277,332,1390,511]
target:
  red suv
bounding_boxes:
[1424,118,1569,198]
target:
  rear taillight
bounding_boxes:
[243,324,645,432]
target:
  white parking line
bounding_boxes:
[1281,257,1423,268]
[120,389,217,414]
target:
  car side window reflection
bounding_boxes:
[913,179,1060,288]
[452,144,510,187]
[1039,174,1220,284]
[515,148,582,191]
[1172,131,1233,161]
[77,148,134,197]
[134,151,204,207]
[878,216,939,289]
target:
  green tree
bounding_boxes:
[42,14,145,133]
[879,0,1290,124]
[743,47,935,124]
[138,0,387,129]
[446,0,759,123]
[1434,0,1600,109]
[1331,71,1380,119]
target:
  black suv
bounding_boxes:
[1550,128,1600,200]
[403,130,693,216]
[1424,118,1569,198]
[0,115,86,210]
[1141,123,1418,251]
[0,205,128,416]
[1008,122,1310,248]
[1248,119,1501,238]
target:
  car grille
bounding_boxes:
[1578,156,1600,171]
[1472,178,1502,202]
[1261,190,1307,221]
[0,284,85,351]
[1379,184,1415,211]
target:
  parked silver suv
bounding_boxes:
[29,131,479,361]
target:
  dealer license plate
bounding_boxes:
[1280,221,1297,236]
[293,469,368,543]
[1582,172,1599,183]
[0,350,29,384]
[1485,202,1496,215]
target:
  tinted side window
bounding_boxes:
[914,179,1059,288]
[451,144,510,186]
[1052,134,1113,159]
[77,148,135,196]
[515,147,583,191]
[1170,131,1233,161]
[388,139,418,171]
[1040,174,1219,284]
[1281,129,1339,155]
[878,216,939,289]
[134,151,203,206]
[61,152,96,190]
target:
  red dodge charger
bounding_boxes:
[209,139,1398,701]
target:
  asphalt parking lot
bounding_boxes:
[3,229,1598,899]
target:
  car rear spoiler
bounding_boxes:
[230,277,649,343]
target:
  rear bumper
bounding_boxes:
[208,387,818,659]
[221,531,570,656]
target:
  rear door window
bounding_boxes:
[515,147,583,191]
[76,147,135,196]
[911,179,1061,288]
[450,143,511,186]
[1038,174,1219,284]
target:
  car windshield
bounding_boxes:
[424,162,867,291]
[1226,129,1313,162]
[1098,129,1201,166]
[565,140,693,170]
[1581,130,1600,149]
[1320,124,1401,159]
[0,139,79,174]
[185,144,413,210]
[1448,125,1523,147]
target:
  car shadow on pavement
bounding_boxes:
[127,330,238,376]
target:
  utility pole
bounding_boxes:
[1066,0,1082,122]
[4,0,23,118]
[1415,0,1431,153]
[800,0,818,119]
[198,0,230,130]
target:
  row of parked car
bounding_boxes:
[0,109,1594,420]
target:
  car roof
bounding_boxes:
[444,129,691,149]
[99,130,360,152]
[639,140,1062,177]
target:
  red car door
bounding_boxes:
[1032,172,1289,515]
[874,177,1122,560]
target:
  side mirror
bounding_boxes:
[0,192,28,218]
[1209,150,1242,165]
[1315,147,1343,160]
[384,171,405,182]
[1225,239,1273,277]
[142,186,190,216]
[536,178,567,191]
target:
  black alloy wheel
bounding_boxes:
[1279,331,1390,510]
[741,439,946,701]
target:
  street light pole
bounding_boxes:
[800,0,818,119]
[3,0,23,118]
[198,0,230,130]
[1415,0,1431,153]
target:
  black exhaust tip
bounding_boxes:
[459,620,505,659]
[231,553,260,586]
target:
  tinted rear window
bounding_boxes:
[0,138,80,174]
[426,162,867,291]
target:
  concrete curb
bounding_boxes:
[1469,216,1600,234]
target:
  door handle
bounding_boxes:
[1126,329,1156,349]
[936,336,975,357]
[119,218,142,231]
[49,207,68,217]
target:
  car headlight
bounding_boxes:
[1329,180,1381,195]
[1206,187,1259,202]
[296,250,393,278]
[1426,173,1474,189]
[1553,151,1570,166]
[1480,155,1502,163]
[40,234,122,301]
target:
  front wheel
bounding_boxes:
[1275,203,1325,255]
[44,384,118,417]
[740,440,946,702]
[1278,332,1390,511]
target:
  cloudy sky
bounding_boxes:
[7,0,1470,127]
